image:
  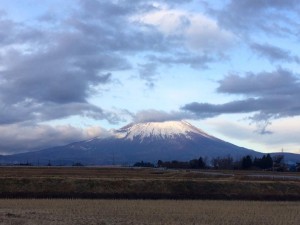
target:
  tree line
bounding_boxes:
[134,154,296,171]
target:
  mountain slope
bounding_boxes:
[1,121,299,165]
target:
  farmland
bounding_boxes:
[0,166,300,200]
[0,167,300,224]
[0,199,299,225]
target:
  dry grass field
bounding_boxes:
[0,167,300,200]
[0,167,299,224]
[0,199,299,225]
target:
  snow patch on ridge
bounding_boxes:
[113,120,217,141]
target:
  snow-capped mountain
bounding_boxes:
[113,121,217,141]
[1,120,299,165]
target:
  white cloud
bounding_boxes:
[136,9,188,35]
[185,14,235,51]
[204,116,300,154]
[0,124,109,154]
[134,8,235,52]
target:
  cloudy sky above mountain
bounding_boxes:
[0,0,300,154]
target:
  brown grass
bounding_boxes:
[0,199,299,225]
[0,167,300,200]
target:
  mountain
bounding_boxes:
[0,121,299,165]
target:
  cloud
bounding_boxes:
[251,43,300,63]
[0,102,124,125]
[182,68,300,133]
[0,123,109,155]
[183,99,267,115]
[1,0,227,128]
[0,1,239,125]
[148,53,221,69]
[214,0,300,37]
[134,8,235,52]
[130,5,235,79]
[206,116,300,153]
[138,63,158,88]
[1,47,117,104]
[132,109,195,123]
[0,0,163,125]
[217,68,298,95]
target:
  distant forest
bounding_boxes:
[134,154,300,172]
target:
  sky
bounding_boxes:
[0,0,300,155]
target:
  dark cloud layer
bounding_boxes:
[217,68,298,95]
[182,68,300,133]
[215,0,300,37]
[251,43,300,63]
[148,53,219,70]
[201,0,300,67]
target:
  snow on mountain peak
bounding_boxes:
[113,120,216,141]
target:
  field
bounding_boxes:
[0,167,300,200]
[0,167,300,224]
[0,199,299,225]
